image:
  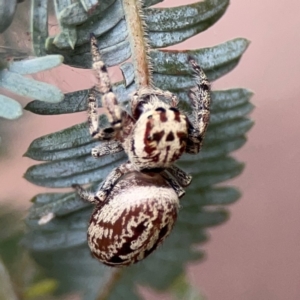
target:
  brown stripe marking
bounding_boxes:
[152,130,165,143]
[166,131,175,141]
[169,107,181,122]
[176,131,188,144]
[160,112,167,122]
[171,144,186,162]
[144,120,155,154]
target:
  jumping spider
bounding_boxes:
[72,34,211,266]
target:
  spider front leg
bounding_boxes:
[89,34,132,140]
[186,57,211,154]
[87,87,117,140]
[72,162,135,204]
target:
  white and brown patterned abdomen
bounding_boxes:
[88,172,179,266]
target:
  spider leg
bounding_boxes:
[161,171,185,198]
[90,34,131,139]
[91,140,123,158]
[87,87,117,140]
[94,162,135,202]
[166,165,192,187]
[186,57,211,154]
[72,162,135,204]
[72,184,99,204]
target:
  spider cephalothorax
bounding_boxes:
[124,88,191,172]
[87,34,210,178]
[72,34,211,266]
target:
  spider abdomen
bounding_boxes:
[88,172,179,266]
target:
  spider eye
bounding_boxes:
[147,135,152,141]
[169,107,179,113]
[103,127,114,134]
[155,107,166,113]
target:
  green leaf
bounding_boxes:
[28,191,90,219]
[147,0,229,48]
[151,38,250,75]
[65,39,131,67]
[46,18,129,68]
[8,55,63,75]
[24,152,126,187]
[120,62,135,86]
[48,0,124,50]
[0,70,64,103]
[146,0,229,32]
[31,0,48,56]
[24,207,92,251]
[58,0,115,26]
[0,95,23,120]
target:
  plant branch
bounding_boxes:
[123,0,152,88]
[0,257,18,300]
[96,268,123,300]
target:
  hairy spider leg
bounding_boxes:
[73,161,187,203]
[161,171,186,198]
[91,140,124,158]
[166,164,192,187]
[73,162,136,204]
[72,183,99,204]
[89,34,130,140]
[87,87,116,140]
[186,57,211,154]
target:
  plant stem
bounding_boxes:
[0,258,18,300]
[96,268,123,300]
[123,0,152,88]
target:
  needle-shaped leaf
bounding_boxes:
[151,38,250,75]
[24,152,127,187]
[0,70,64,103]
[8,55,63,75]
[146,0,229,48]
[31,0,48,56]
[145,0,229,32]
[58,0,115,26]
[0,95,23,120]
[46,19,129,68]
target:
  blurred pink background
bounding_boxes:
[1,0,300,299]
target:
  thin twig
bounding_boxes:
[123,0,152,88]
[96,268,124,300]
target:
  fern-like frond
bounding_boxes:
[22,0,253,299]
